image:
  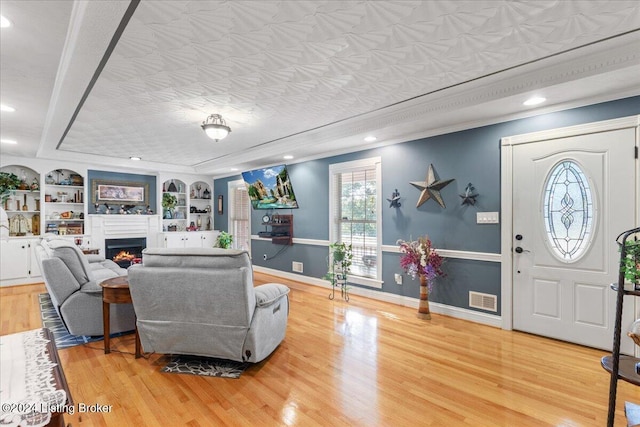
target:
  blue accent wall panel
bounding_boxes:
[88,170,157,213]
[214,96,640,316]
[252,239,329,279]
[213,178,231,231]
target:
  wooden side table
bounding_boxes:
[99,276,141,358]
[82,248,100,255]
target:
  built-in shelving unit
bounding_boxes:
[162,179,187,231]
[189,180,213,231]
[162,179,213,232]
[1,165,40,237]
[43,169,85,236]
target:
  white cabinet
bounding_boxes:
[163,231,219,248]
[200,231,217,248]
[0,239,42,285]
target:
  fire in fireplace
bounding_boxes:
[105,237,146,268]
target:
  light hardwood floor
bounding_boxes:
[1,274,638,426]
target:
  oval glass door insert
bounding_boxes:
[543,160,595,262]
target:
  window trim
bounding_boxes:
[228,179,251,253]
[329,157,383,289]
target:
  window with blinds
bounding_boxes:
[329,157,382,288]
[229,181,251,252]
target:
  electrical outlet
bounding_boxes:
[394,273,403,285]
[292,261,303,273]
[263,254,267,260]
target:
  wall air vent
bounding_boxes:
[469,291,497,312]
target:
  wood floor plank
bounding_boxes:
[1,276,638,426]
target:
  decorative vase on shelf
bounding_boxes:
[417,274,431,320]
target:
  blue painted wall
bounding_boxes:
[214,96,640,315]
[88,170,157,214]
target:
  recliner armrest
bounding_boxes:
[79,280,102,294]
[254,283,290,307]
[86,254,106,263]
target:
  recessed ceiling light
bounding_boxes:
[0,15,11,28]
[283,155,294,160]
[0,104,16,112]
[364,136,377,142]
[523,96,546,106]
[130,156,141,161]
[230,168,238,171]
[1,139,17,144]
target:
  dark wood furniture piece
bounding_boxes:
[0,328,73,427]
[100,275,141,358]
[261,214,293,245]
[43,328,73,427]
[600,227,640,427]
[81,248,100,255]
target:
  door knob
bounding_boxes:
[515,246,523,253]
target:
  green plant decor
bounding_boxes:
[0,172,22,204]
[621,239,640,286]
[323,242,353,286]
[215,231,233,249]
[162,192,177,210]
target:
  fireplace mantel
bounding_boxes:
[87,215,161,251]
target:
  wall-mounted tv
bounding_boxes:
[242,164,299,210]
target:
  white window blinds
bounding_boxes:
[329,158,382,287]
[230,182,251,252]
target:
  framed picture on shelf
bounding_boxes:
[92,179,149,204]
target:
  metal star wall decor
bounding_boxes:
[387,189,401,208]
[459,183,479,206]
[410,164,455,208]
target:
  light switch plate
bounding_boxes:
[477,212,499,224]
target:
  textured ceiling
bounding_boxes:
[1,1,640,176]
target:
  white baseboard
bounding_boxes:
[254,266,502,328]
[0,276,42,287]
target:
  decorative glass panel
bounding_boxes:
[543,160,594,261]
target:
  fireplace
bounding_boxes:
[105,237,147,268]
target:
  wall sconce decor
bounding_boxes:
[410,163,455,208]
[387,189,401,208]
[217,195,223,215]
[459,183,479,206]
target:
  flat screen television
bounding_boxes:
[242,164,299,210]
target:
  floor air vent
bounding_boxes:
[469,291,497,312]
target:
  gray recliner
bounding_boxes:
[128,247,290,363]
[35,238,136,336]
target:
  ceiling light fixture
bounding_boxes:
[201,114,231,142]
[364,136,377,142]
[283,155,294,160]
[0,104,16,112]
[0,15,11,28]
[1,139,17,145]
[130,156,141,161]
[523,96,546,106]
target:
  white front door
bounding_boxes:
[511,125,637,353]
